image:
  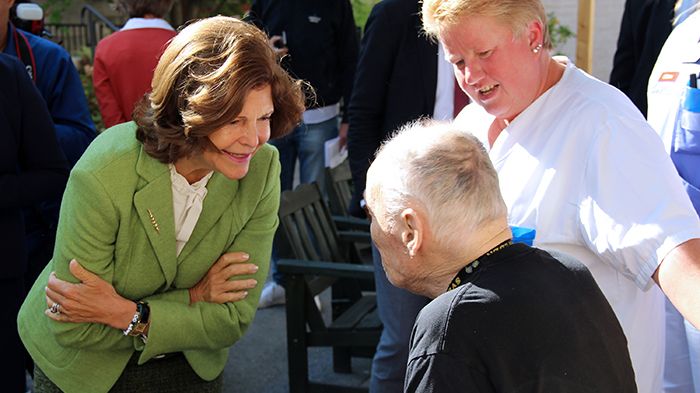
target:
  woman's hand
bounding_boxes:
[45,259,135,330]
[189,252,259,304]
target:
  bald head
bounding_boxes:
[366,119,506,249]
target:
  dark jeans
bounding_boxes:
[370,245,429,393]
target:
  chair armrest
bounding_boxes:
[332,215,370,231]
[277,259,375,280]
[337,230,372,244]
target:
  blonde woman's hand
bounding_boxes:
[188,252,259,304]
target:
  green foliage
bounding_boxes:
[74,46,105,132]
[547,12,575,54]
[350,0,380,31]
[42,0,73,23]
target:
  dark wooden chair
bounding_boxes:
[325,159,372,264]
[326,158,354,217]
[276,183,381,393]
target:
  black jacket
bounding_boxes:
[0,53,68,279]
[609,0,675,117]
[347,0,438,216]
[246,0,358,120]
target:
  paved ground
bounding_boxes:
[25,300,371,393]
[223,300,372,393]
[25,268,371,393]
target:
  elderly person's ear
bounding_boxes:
[400,208,423,258]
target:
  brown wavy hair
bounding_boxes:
[134,16,306,164]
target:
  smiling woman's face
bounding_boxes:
[440,14,543,122]
[176,84,274,183]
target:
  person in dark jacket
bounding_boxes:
[1,0,96,328]
[346,1,469,390]
[0,52,69,393]
[245,0,359,308]
[609,0,675,117]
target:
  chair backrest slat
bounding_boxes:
[292,209,320,261]
[280,183,346,263]
[313,200,344,261]
[302,203,333,261]
[281,214,309,260]
[327,159,354,216]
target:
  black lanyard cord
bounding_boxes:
[447,239,513,292]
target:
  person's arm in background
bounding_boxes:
[347,2,402,217]
[335,0,359,148]
[609,0,674,117]
[655,240,700,330]
[243,0,266,31]
[92,41,128,129]
[0,55,69,208]
[42,46,96,166]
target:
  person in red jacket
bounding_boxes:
[93,0,176,128]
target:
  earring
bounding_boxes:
[532,43,543,54]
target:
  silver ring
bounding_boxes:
[49,303,60,314]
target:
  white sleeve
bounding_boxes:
[579,114,700,290]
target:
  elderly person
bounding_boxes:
[365,120,637,392]
[18,16,305,393]
[421,1,700,392]
[93,0,177,129]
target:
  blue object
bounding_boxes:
[671,84,700,215]
[511,226,536,246]
[683,82,700,112]
[3,26,96,167]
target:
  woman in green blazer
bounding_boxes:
[17,16,305,393]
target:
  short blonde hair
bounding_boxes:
[422,0,551,49]
[135,16,305,163]
[368,120,507,249]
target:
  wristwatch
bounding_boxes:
[123,301,150,337]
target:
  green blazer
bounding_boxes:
[18,122,280,393]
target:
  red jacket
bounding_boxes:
[93,27,176,128]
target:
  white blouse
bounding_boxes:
[169,165,213,256]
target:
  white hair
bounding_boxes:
[367,120,507,250]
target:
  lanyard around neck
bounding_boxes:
[446,239,513,292]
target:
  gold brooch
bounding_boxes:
[147,209,160,234]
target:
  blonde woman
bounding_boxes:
[423,1,700,392]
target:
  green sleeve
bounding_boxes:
[48,166,133,350]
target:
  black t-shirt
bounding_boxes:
[405,243,637,393]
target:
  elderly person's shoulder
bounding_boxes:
[408,287,460,359]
